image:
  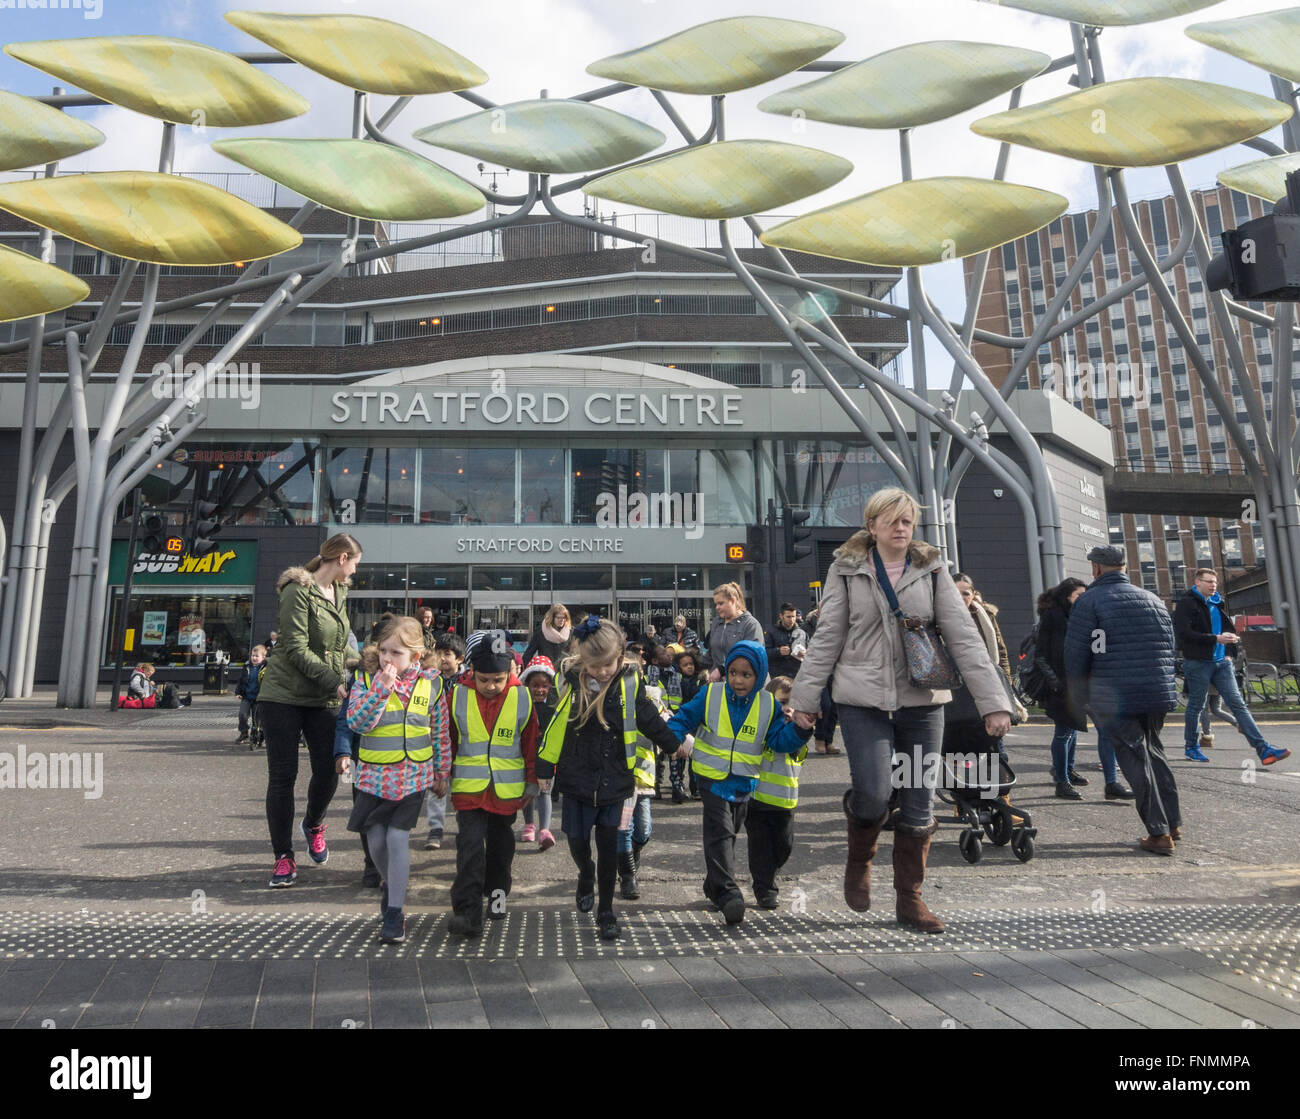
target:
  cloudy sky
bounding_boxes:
[0,0,1292,369]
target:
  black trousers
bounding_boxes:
[261,701,339,859]
[1095,712,1181,837]
[745,802,794,895]
[451,808,516,916]
[699,778,748,903]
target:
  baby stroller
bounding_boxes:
[935,737,1037,864]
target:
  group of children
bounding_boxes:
[323,611,813,944]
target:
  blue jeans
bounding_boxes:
[1049,723,1077,784]
[837,703,945,830]
[1096,734,1120,785]
[617,795,652,852]
[1183,658,1269,755]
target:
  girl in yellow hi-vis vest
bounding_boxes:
[537,617,681,941]
[339,616,450,946]
[665,641,813,927]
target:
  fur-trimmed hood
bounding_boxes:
[831,530,941,573]
[276,565,314,593]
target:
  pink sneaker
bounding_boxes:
[538,828,556,852]
[301,820,329,865]
[269,855,297,888]
[521,823,536,843]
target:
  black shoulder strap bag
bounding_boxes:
[872,549,963,690]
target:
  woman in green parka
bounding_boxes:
[259,532,362,887]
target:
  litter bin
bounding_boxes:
[203,660,228,696]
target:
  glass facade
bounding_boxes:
[105,590,254,667]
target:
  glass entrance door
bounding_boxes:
[471,601,533,653]
[348,596,408,647]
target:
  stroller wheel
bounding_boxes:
[986,806,1012,847]
[959,829,983,865]
[1012,831,1035,863]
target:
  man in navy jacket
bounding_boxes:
[1173,568,1289,766]
[1064,546,1183,855]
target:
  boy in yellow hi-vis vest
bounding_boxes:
[744,675,808,911]
[447,630,538,938]
[665,641,813,927]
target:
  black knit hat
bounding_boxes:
[466,629,514,674]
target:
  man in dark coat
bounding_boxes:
[1173,568,1289,766]
[1064,546,1182,855]
[764,602,807,680]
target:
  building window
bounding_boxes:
[322,446,417,524]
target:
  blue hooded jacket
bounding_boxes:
[666,640,811,801]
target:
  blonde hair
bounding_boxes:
[712,581,746,612]
[862,487,922,547]
[134,662,155,677]
[560,619,636,730]
[306,532,363,582]
[359,615,437,675]
[250,644,267,658]
[543,603,570,628]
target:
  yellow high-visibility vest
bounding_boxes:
[450,683,533,799]
[691,684,775,782]
[753,741,809,809]
[539,672,638,769]
[357,672,440,765]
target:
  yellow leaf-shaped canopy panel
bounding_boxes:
[971,78,1292,168]
[4,36,308,127]
[759,41,1049,129]
[0,244,90,323]
[0,90,104,172]
[994,0,1223,25]
[586,17,844,95]
[414,100,665,174]
[1217,152,1300,203]
[212,139,483,222]
[584,140,852,219]
[226,10,486,96]
[1188,8,1300,86]
[760,177,1068,267]
[0,173,303,266]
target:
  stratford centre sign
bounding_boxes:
[328,388,745,429]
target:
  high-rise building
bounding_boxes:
[969,186,1299,601]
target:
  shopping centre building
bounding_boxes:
[0,182,1111,684]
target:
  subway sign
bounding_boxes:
[108,540,258,585]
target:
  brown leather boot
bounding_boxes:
[843,791,887,912]
[893,819,945,934]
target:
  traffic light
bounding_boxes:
[188,497,221,557]
[140,510,166,554]
[746,525,767,565]
[782,505,813,564]
[1207,168,1300,301]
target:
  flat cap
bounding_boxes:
[1086,545,1125,566]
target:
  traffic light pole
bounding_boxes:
[766,498,778,628]
[109,492,142,711]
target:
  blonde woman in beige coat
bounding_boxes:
[790,489,1010,933]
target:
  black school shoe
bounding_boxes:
[576,866,595,913]
[1067,769,1090,786]
[755,889,779,910]
[448,908,483,937]
[597,909,620,940]
[1105,782,1136,800]
[721,893,745,926]
[1055,781,1083,800]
